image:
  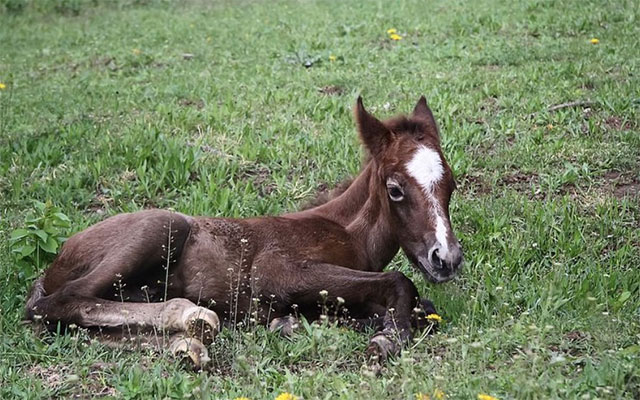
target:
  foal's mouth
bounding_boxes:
[415,255,460,284]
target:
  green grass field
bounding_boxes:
[1,0,639,398]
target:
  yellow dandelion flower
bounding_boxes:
[387,28,397,34]
[426,313,443,323]
[434,389,445,399]
[590,38,599,44]
[329,55,337,62]
[275,393,297,400]
[0,83,6,90]
[389,33,402,41]
[478,394,499,400]
[132,48,141,55]
[415,393,431,400]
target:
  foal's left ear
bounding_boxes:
[355,96,393,158]
[412,96,439,137]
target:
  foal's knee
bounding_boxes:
[386,271,419,301]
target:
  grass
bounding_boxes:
[1,0,639,398]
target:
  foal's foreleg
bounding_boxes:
[342,298,439,333]
[276,264,421,359]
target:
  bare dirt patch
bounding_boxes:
[318,85,344,96]
[500,171,539,191]
[561,171,640,205]
[239,164,276,197]
[29,363,118,398]
[613,182,640,199]
[92,56,118,71]
[602,171,640,199]
[458,174,491,196]
[480,96,501,115]
[565,330,589,342]
[178,98,205,109]
[603,116,632,131]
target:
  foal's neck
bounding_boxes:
[306,161,400,271]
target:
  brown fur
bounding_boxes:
[25,97,463,363]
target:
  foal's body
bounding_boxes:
[27,97,463,367]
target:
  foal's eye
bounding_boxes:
[387,185,404,202]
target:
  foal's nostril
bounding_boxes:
[430,248,444,269]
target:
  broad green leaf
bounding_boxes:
[617,291,631,305]
[10,229,29,241]
[54,212,71,223]
[20,244,36,258]
[33,229,48,243]
[39,236,59,253]
[33,201,46,212]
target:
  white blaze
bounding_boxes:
[405,145,450,255]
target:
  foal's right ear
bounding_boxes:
[412,95,439,138]
[354,96,392,158]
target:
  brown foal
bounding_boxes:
[26,96,463,368]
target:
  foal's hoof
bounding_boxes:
[182,306,219,345]
[169,337,210,371]
[413,299,440,332]
[366,333,398,363]
[269,316,299,337]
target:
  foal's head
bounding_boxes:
[355,96,463,283]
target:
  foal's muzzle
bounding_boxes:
[417,242,463,283]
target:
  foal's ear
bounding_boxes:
[412,96,439,137]
[355,96,393,158]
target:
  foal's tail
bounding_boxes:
[25,277,46,321]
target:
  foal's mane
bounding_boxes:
[299,114,435,211]
[299,177,355,211]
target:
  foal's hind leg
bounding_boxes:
[27,210,219,367]
[31,293,219,346]
[88,328,212,370]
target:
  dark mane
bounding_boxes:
[384,115,439,142]
[299,177,355,210]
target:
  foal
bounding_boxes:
[26,96,463,368]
